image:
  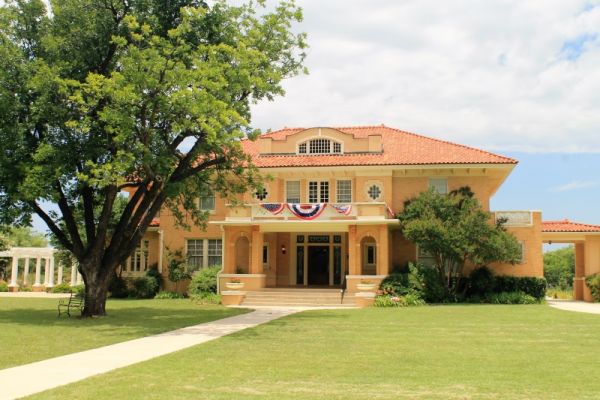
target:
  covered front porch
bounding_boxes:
[215,221,398,295]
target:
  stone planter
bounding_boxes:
[356,283,377,291]
[225,282,245,290]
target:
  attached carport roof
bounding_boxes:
[542,219,600,243]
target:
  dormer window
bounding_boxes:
[297,138,343,155]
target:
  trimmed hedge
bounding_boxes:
[488,291,538,304]
[495,276,546,301]
[0,280,8,292]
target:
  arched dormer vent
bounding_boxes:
[297,138,343,155]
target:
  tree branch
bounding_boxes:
[28,201,74,253]
[54,180,85,254]
[81,185,97,244]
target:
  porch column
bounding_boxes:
[70,262,77,286]
[33,257,42,288]
[574,243,585,301]
[57,263,64,285]
[223,227,235,273]
[8,256,19,290]
[348,225,359,275]
[47,257,55,288]
[583,236,600,302]
[377,225,390,276]
[250,225,263,274]
[22,257,30,286]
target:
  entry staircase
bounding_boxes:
[241,288,356,307]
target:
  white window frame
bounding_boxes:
[285,180,301,203]
[130,240,149,272]
[308,180,329,203]
[199,188,216,212]
[186,238,223,271]
[429,178,448,194]
[336,180,352,203]
[296,137,343,155]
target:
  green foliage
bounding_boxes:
[108,273,129,298]
[167,250,192,292]
[379,273,409,296]
[374,292,426,307]
[71,284,85,296]
[585,274,600,302]
[468,266,496,297]
[189,292,221,304]
[130,276,160,299]
[487,291,539,305]
[398,187,521,297]
[378,263,448,303]
[495,276,547,301]
[50,283,73,293]
[544,246,575,290]
[0,226,47,247]
[188,265,221,296]
[0,280,8,292]
[546,288,573,300]
[145,265,163,289]
[154,291,186,299]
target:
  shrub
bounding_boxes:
[468,266,496,297]
[379,273,409,296]
[50,283,73,293]
[108,273,129,298]
[71,284,85,296]
[189,292,221,304]
[154,291,185,299]
[374,292,426,307]
[585,274,600,302]
[188,265,221,297]
[0,280,8,292]
[409,262,447,303]
[488,291,538,304]
[145,265,163,289]
[495,276,546,300]
[130,276,159,299]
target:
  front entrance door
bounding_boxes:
[307,246,329,285]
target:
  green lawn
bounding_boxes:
[0,298,246,369]
[28,304,600,400]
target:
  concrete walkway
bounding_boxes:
[547,299,600,315]
[0,308,299,400]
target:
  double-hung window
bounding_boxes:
[336,180,352,203]
[286,181,301,203]
[199,187,216,211]
[187,239,223,271]
[429,178,448,194]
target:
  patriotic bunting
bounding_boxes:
[260,203,285,215]
[287,203,326,220]
[331,204,352,215]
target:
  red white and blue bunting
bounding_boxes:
[260,203,285,215]
[331,204,352,215]
[287,203,326,220]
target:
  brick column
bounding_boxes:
[348,225,359,275]
[378,225,390,276]
[574,243,585,301]
[250,225,263,274]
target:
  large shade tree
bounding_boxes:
[0,0,307,316]
[398,187,522,297]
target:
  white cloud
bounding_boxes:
[551,180,599,192]
[251,0,600,153]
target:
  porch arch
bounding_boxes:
[359,235,377,275]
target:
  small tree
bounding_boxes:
[398,186,521,298]
[167,250,192,292]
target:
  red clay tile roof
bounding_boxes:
[241,125,517,168]
[542,220,600,232]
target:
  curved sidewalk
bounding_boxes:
[547,299,600,315]
[0,308,298,400]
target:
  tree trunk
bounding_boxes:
[80,260,116,317]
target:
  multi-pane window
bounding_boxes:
[298,139,343,154]
[187,239,204,270]
[309,181,329,203]
[336,180,352,203]
[207,239,222,266]
[132,240,149,272]
[286,181,301,203]
[367,184,382,201]
[429,178,448,194]
[187,239,223,271]
[199,187,216,210]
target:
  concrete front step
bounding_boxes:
[241,289,355,307]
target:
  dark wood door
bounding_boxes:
[308,246,329,285]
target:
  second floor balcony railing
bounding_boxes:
[224,202,394,222]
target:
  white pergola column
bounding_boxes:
[57,263,63,285]
[22,257,30,286]
[43,258,50,286]
[70,262,77,286]
[33,257,42,287]
[76,271,83,285]
[8,256,19,290]
[47,257,55,288]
